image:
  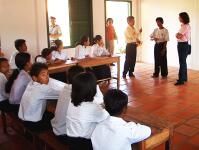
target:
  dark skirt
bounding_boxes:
[92,65,111,81]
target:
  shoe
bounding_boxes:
[174,81,184,86]
[110,63,115,66]
[162,76,167,79]
[151,75,159,78]
[177,79,187,82]
[129,73,135,78]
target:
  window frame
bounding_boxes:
[45,0,93,49]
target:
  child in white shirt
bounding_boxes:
[91,35,111,80]
[91,89,151,150]
[75,36,91,59]
[51,66,104,143]
[0,58,10,111]
[18,63,63,132]
[6,53,32,111]
[66,72,109,149]
[9,39,28,69]
[51,40,68,62]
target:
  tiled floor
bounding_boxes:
[0,61,199,149]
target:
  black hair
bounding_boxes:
[104,89,128,116]
[30,63,48,77]
[14,39,26,51]
[0,57,8,65]
[179,12,190,24]
[5,52,31,93]
[41,48,53,58]
[71,72,97,106]
[106,18,113,23]
[76,35,89,46]
[54,40,63,50]
[156,17,164,24]
[93,35,102,45]
[67,65,85,84]
[127,16,134,23]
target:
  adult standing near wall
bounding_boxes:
[49,16,62,46]
[123,16,142,78]
[175,12,191,86]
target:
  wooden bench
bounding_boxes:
[2,112,67,150]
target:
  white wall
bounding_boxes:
[140,0,199,70]
[0,0,138,59]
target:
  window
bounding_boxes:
[46,0,93,47]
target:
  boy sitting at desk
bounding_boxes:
[91,89,151,150]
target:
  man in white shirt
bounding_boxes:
[49,16,62,46]
[150,17,169,78]
[9,39,28,69]
[91,89,151,150]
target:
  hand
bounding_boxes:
[0,50,5,57]
[139,28,142,33]
[176,33,183,39]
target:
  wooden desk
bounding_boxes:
[48,56,120,89]
[77,56,120,89]
[124,109,173,150]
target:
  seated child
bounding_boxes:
[36,48,67,82]
[9,39,29,69]
[0,58,10,111]
[18,63,63,132]
[52,40,68,62]
[35,48,54,65]
[91,35,111,80]
[91,89,151,150]
[66,72,109,149]
[75,35,91,59]
[51,66,104,143]
[6,53,32,109]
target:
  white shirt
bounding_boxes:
[150,28,169,43]
[51,85,104,136]
[9,70,31,104]
[9,51,18,69]
[18,79,64,122]
[92,44,109,57]
[75,45,90,59]
[49,25,62,41]
[177,24,191,42]
[66,101,109,139]
[91,116,151,150]
[124,25,140,43]
[35,56,47,63]
[0,72,9,102]
[52,50,68,61]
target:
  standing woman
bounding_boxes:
[175,12,191,86]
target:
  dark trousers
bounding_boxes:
[92,65,111,80]
[0,100,19,114]
[67,136,93,150]
[177,42,189,82]
[154,43,168,77]
[23,111,54,132]
[123,43,137,75]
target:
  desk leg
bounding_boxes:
[165,128,174,150]
[117,59,120,89]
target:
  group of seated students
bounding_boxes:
[0,37,151,150]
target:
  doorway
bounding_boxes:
[105,0,132,53]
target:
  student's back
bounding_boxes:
[91,89,151,150]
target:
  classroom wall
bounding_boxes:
[0,0,138,59]
[140,0,199,70]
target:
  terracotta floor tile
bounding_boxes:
[175,124,199,137]
[186,118,199,128]
[188,134,199,146]
[175,142,199,150]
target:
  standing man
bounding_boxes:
[123,16,142,78]
[150,17,169,78]
[49,16,62,46]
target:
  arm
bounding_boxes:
[127,122,151,144]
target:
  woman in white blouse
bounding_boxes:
[52,40,68,62]
[175,12,191,86]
